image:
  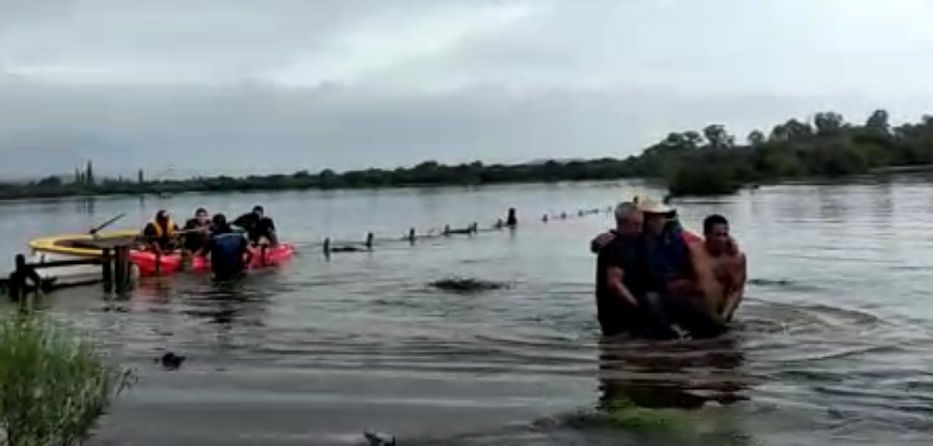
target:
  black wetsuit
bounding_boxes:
[233,213,277,245]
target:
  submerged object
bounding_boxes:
[157,352,186,370]
[363,431,395,446]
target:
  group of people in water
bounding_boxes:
[591,196,746,339]
[137,196,743,339]
[141,205,278,278]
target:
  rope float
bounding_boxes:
[318,204,614,256]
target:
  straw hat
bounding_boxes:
[633,194,675,214]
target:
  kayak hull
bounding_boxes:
[130,244,295,277]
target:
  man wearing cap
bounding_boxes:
[595,202,680,338]
[639,197,729,337]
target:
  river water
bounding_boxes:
[1,178,932,445]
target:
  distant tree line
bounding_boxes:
[1,109,932,199]
[647,109,933,195]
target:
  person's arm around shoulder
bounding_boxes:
[590,231,616,254]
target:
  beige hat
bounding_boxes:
[633,195,675,214]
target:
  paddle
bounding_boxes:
[89,213,126,237]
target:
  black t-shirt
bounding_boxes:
[182,218,209,252]
[595,232,650,335]
[233,213,276,242]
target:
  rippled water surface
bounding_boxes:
[2,179,933,445]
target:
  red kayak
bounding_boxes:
[130,244,295,277]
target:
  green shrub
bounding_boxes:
[666,163,741,197]
[0,315,133,446]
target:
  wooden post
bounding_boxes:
[114,246,130,293]
[323,238,331,255]
[365,232,374,250]
[102,249,113,292]
[113,248,124,292]
[12,254,26,303]
[408,228,416,244]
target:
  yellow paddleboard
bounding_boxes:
[29,230,140,258]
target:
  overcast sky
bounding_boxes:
[1,0,933,179]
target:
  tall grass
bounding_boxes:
[0,315,133,445]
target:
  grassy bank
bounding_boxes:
[2,109,931,199]
[0,313,132,445]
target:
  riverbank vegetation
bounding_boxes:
[0,314,132,445]
[1,109,931,199]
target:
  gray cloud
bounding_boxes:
[1,0,932,178]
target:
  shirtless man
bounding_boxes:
[688,214,746,322]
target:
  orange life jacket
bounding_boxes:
[149,219,177,239]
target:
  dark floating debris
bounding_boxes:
[430,277,508,293]
[363,431,396,446]
[157,352,186,370]
[324,233,374,255]
[748,278,792,287]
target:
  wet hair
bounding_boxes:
[156,210,169,221]
[253,205,264,214]
[212,213,227,227]
[195,207,208,216]
[703,214,729,234]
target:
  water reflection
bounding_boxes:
[76,196,96,215]
[180,280,270,327]
[597,336,749,411]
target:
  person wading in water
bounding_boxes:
[594,202,680,339]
